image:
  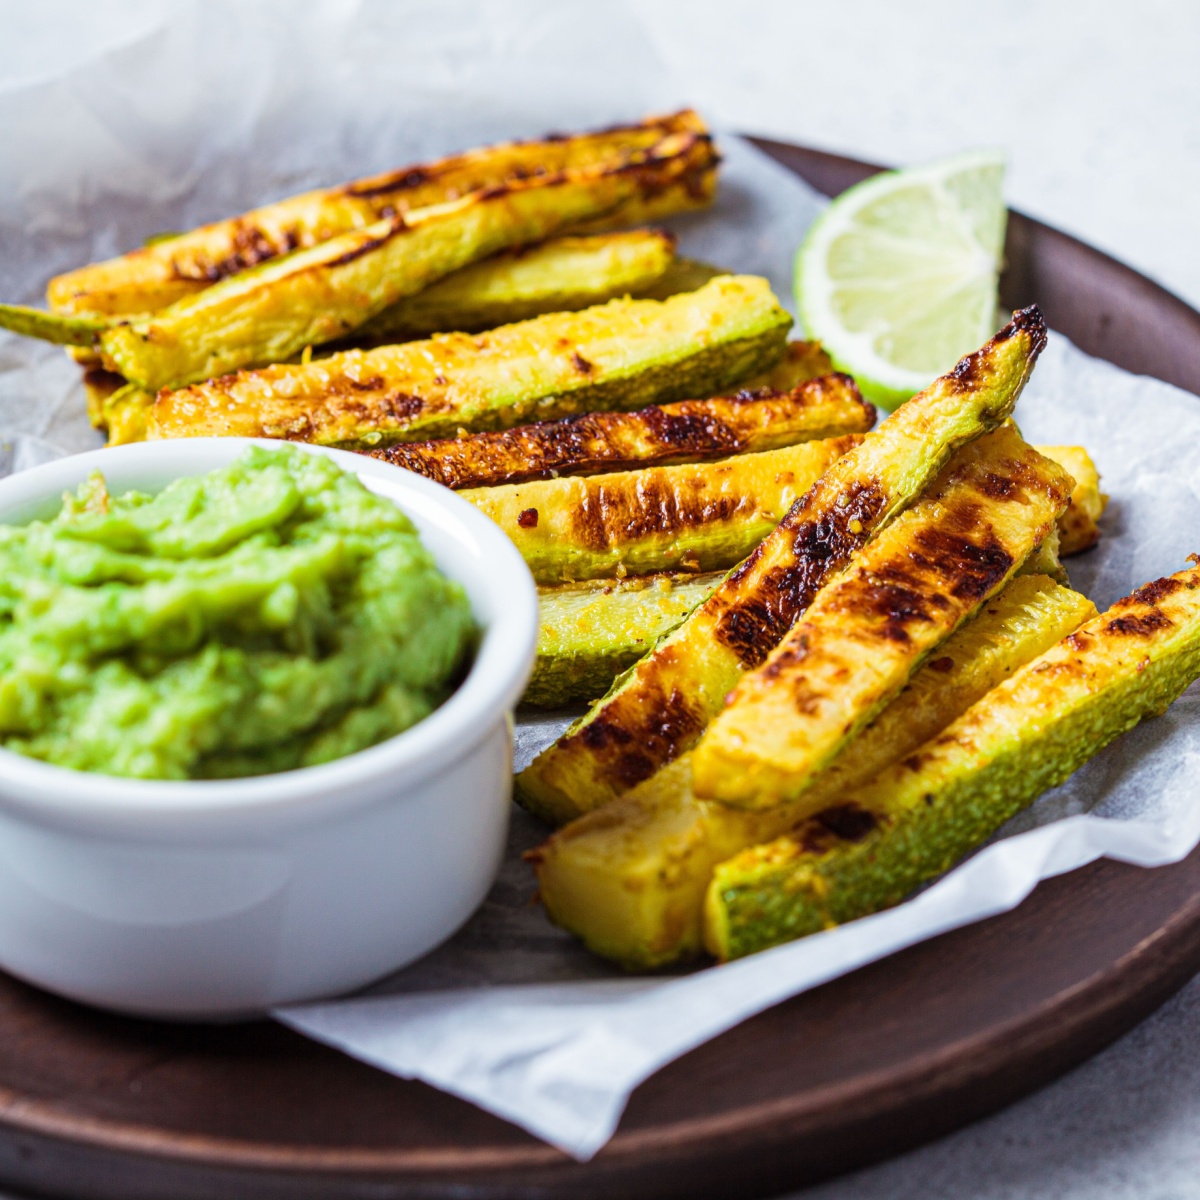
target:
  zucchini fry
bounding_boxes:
[706,562,1200,960]
[690,428,1073,809]
[150,275,791,445]
[515,307,1049,825]
[369,373,873,488]
[352,230,677,342]
[529,575,1094,967]
[48,109,716,319]
[1036,444,1107,555]
[99,139,713,391]
[528,571,722,709]
[463,437,862,584]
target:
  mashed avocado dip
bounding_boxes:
[0,446,476,779]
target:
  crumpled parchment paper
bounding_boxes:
[3,0,1199,1162]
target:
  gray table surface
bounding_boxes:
[2,2,1199,1196]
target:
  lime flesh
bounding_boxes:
[796,150,1007,409]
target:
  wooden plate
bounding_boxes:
[2,141,1200,1200]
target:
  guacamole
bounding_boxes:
[0,446,476,779]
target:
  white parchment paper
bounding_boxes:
[3,0,1200,1163]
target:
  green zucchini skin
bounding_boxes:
[48,109,715,319]
[105,153,707,392]
[515,306,1049,826]
[705,563,1200,960]
[530,575,1095,969]
[150,276,792,445]
[525,572,722,708]
[352,230,677,342]
[0,303,107,347]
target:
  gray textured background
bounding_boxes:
[2,1,1200,1195]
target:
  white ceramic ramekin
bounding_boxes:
[0,438,537,1019]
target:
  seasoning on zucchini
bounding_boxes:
[515,307,1049,826]
[526,571,723,709]
[690,427,1073,809]
[47,109,716,319]
[98,143,713,391]
[529,575,1094,967]
[704,561,1200,960]
[369,373,871,489]
[463,437,861,584]
[149,275,792,445]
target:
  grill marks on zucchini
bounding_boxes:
[690,428,1074,808]
[514,307,1048,826]
[149,275,792,445]
[47,109,716,319]
[463,437,861,584]
[529,576,1095,968]
[704,561,1200,960]
[374,374,871,489]
[99,143,718,392]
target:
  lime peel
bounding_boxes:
[796,149,1007,410]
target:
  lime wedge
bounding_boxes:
[796,149,1007,409]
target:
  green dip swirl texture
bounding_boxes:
[0,446,476,779]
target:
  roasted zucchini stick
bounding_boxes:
[705,562,1200,960]
[48,109,716,318]
[515,307,1049,825]
[150,275,792,445]
[690,428,1073,809]
[1036,444,1107,555]
[352,230,677,342]
[527,571,723,709]
[529,575,1094,967]
[463,437,862,584]
[369,373,873,488]
[97,142,713,392]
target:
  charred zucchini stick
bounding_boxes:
[353,230,677,342]
[370,373,872,488]
[1036,445,1107,555]
[528,571,723,709]
[691,429,1073,809]
[706,563,1200,960]
[150,275,792,445]
[100,142,712,392]
[515,307,1049,826]
[529,575,1095,967]
[48,109,716,318]
[463,437,862,584]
